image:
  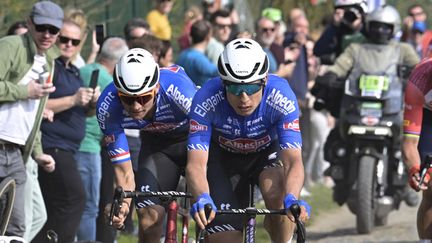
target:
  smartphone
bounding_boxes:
[89,69,99,89]
[95,24,105,46]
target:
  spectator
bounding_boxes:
[261,7,285,66]
[178,5,203,50]
[128,34,163,63]
[0,0,60,238]
[255,17,295,78]
[313,0,367,65]
[64,8,99,66]
[205,9,232,64]
[255,17,278,73]
[33,20,99,243]
[284,15,314,192]
[146,0,174,41]
[159,40,174,67]
[401,4,432,59]
[75,37,128,241]
[176,19,218,86]
[7,21,28,36]
[123,17,151,47]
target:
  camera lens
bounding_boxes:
[343,8,359,24]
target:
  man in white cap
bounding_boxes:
[0,0,63,238]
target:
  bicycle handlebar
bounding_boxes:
[211,204,306,243]
[216,207,287,215]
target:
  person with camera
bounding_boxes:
[311,5,419,205]
[313,0,368,65]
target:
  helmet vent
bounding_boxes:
[259,57,268,75]
[235,44,250,49]
[148,67,159,88]
[217,57,227,76]
[128,58,141,63]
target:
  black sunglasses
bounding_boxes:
[33,23,59,35]
[59,36,81,46]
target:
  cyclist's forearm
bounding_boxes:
[402,136,421,168]
[186,150,210,198]
[113,161,135,203]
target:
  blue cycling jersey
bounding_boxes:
[97,65,197,164]
[187,75,302,154]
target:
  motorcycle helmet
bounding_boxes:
[217,38,269,84]
[113,48,160,96]
[366,5,401,44]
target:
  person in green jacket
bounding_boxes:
[0,1,62,238]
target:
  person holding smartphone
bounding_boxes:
[0,1,61,239]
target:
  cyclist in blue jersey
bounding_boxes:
[186,38,311,243]
[96,48,197,242]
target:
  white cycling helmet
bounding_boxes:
[218,38,269,84]
[113,48,160,96]
[334,0,368,13]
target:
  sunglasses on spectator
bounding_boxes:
[59,36,81,46]
[118,89,156,106]
[32,20,59,35]
[215,24,232,29]
[224,80,264,96]
[261,27,275,33]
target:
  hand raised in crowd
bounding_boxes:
[276,62,296,78]
[27,79,56,99]
[43,108,54,122]
[74,87,94,107]
[34,153,56,173]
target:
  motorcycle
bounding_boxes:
[322,65,411,234]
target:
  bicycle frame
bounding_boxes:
[109,187,192,243]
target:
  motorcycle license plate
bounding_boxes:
[360,102,382,117]
[359,75,389,97]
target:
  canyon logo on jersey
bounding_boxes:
[189,119,208,133]
[283,118,300,132]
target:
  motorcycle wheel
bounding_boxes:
[356,156,376,234]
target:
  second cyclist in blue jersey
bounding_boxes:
[96,48,197,242]
[186,38,311,243]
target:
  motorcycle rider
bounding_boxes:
[311,5,420,206]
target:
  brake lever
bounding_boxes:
[109,186,125,230]
[290,203,306,243]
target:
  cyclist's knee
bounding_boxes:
[137,205,165,229]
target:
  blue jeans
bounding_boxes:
[75,151,101,241]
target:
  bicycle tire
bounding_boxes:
[0,177,16,235]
